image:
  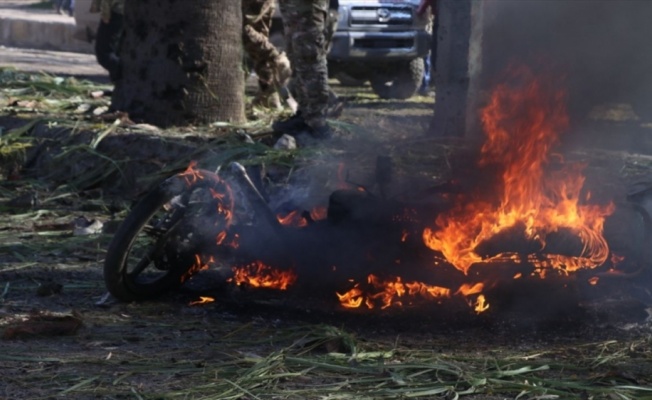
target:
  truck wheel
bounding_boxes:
[335,72,367,87]
[370,58,425,100]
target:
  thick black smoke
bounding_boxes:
[481,0,652,123]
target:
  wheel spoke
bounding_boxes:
[128,216,185,278]
[129,251,155,277]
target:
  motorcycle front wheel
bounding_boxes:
[103,168,233,302]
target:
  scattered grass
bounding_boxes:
[0,319,650,399]
[0,68,111,117]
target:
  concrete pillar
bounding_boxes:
[429,0,483,140]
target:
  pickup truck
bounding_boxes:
[327,0,431,99]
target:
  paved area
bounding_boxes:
[0,0,93,53]
[0,45,106,77]
[0,0,105,77]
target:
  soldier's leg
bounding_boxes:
[243,0,291,108]
[273,0,332,137]
[282,0,330,131]
[278,0,304,112]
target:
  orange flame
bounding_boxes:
[455,282,484,296]
[276,206,327,226]
[179,161,204,186]
[181,254,213,283]
[336,285,365,308]
[336,275,494,313]
[229,261,297,290]
[210,187,234,227]
[336,274,452,310]
[216,231,227,245]
[474,295,490,314]
[310,206,327,221]
[277,210,308,227]
[189,296,215,306]
[423,66,614,275]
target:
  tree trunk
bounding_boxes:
[113,0,245,127]
[429,0,483,141]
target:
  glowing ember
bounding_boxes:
[189,296,215,306]
[210,188,234,227]
[179,160,204,186]
[277,206,327,227]
[473,294,490,314]
[177,162,235,229]
[423,66,614,275]
[611,253,625,267]
[229,261,297,290]
[277,210,308,227]
[228,233,240,249]
[216,231,227,245]
[310,206,327,221]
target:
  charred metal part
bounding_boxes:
[230,162,284,235]
[301,210,315,225]
[245,165,270,203]
[327,189,401,226]
[601,201,652,278]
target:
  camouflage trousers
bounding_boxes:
[279,0,330,128]
[242,0,286,98]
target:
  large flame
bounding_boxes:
[423,66,614,275]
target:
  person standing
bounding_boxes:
[91,0,125,83]
[273,0,332,139]
[54,0,74,16]
[242,0,292,110]
[417,0,438,96]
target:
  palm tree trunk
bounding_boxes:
[113,0,245,127]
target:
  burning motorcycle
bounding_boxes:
[102,157,652,314]
[103,160,456,304]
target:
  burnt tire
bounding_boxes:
[370,58,425,100]
[104,169,231,302]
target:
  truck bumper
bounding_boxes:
[328,30,430,61]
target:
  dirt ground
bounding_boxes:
[2,48,652,399]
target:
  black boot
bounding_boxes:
[272,112,309,133]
